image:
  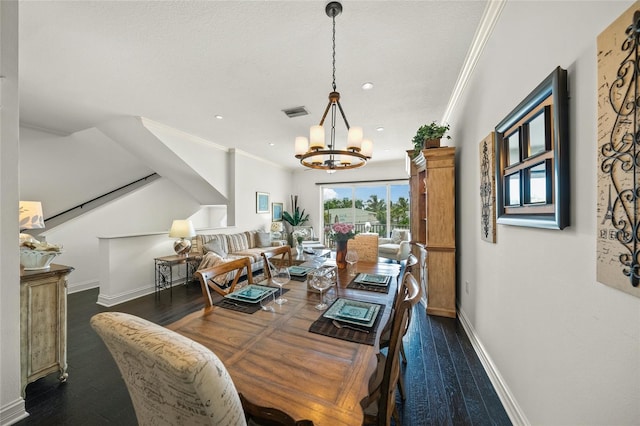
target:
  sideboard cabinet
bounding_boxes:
[20,264,74,396]
[408,147,456,318]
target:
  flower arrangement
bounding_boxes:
[327,223,356,243]
[292,228,308,245]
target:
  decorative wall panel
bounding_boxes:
[597,1,640,298]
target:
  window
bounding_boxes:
[495,67,569,229]
[321,181,409,244]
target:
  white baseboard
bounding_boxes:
[67,279,99,294]
[0,397,28,426]
[96,283,155,307]
[457,306,529,426]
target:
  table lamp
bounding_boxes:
[270,221,283,239]
[169,219,196,256]
[19,201,45,236]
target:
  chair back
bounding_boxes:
[261,245,293,278]
[361,272,421,426]
[347,233,379,263]
[195,256,253,306]
[91,312,247,426]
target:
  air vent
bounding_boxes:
[282,106,309,118]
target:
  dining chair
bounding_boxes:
[261,245,293,279]
[346,233,379,263]
[377,253,419,401]
[91,312,314,426]
[360,272,421,426]
[195,256,253,306]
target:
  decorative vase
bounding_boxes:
[335,240,348,269]
[296,241,305,260]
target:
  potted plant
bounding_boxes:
[411,121,451,156]
[282,195,309,246]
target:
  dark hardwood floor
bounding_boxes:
[16,281,511,426]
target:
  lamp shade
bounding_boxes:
[19,201,45,230]
[169,220,195,239]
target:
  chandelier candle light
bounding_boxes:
[294,1,372,172]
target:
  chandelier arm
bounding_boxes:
[319,100,333,127]
[335,100,351,130]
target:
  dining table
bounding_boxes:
[167,257,401,426]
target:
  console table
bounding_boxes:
[20,264,74,396]
[154,254,201,296]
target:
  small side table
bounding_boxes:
[154,254,201,296]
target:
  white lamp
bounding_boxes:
[270,221,284,239]
[19,201,44,232]
[169,219,196,256]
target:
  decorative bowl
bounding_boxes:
[20,248,62,270]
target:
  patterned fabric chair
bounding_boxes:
[91,312,314,426]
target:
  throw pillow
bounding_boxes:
[256,232,271,247]
[203,239,227,258]
[197,252,231,286]
[391,229,402,244]
[227,233,249,253]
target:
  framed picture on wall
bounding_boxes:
[272,202,283,221]
[256,192,270,214]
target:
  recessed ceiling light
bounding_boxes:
[361,82,374,90]
[214,115,223,120]
[269,142,275,146]
[376,126,384,132]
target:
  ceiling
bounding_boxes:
[18,1,488,170]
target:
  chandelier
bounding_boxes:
[294,1,372,172]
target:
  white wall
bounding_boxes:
[19,126,154,218]
[233,150,292,231]
[450,1,640,424]
[40,178,200,293]
[0,1,28,423]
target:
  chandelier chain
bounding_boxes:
[332,14,336,91]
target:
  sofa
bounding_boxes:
[378,229,411,262]
[189,230,284,274]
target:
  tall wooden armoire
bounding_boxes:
[408,147,456,318]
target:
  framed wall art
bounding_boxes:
[495,66,569,230]
[479,132,496,243]
[256,192,269,214]
[596,2,640,298]
[272,202,283,221]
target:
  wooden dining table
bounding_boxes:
[167,258,401,426]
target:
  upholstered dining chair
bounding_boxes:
[91,312,314,426]
[346,233,379,263]
[360,272,421,426]
[261,245,293,279]
[195,256,253,306]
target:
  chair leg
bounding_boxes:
[400,340,407,364]
[398,371,406,401]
